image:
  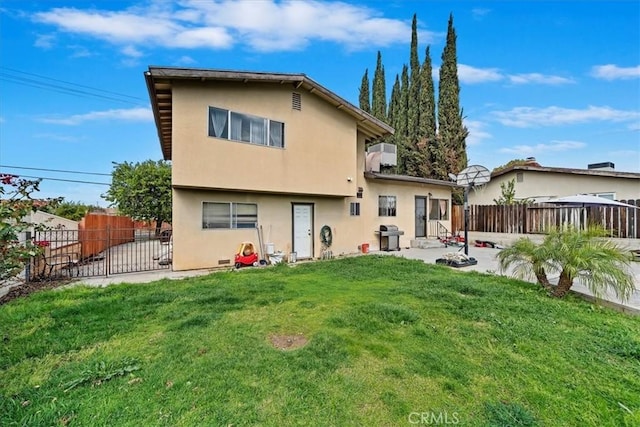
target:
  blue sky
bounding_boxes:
[1,0,639,205]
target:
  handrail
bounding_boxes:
[436,221,449,239]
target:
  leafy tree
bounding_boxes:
[358,69,370,113]
[371,51,387,122]
[408,14,421,146]
[42,200,103,221]
[497,226,635,300]
[357,13,471,182]
[493,179,531,205]
[103,160,172,234]
[420,45,436,176]
[396,65,410,174]
[0,175,60,284]
[398,64,410,140]
[492,158,541,174]
[437,13,468,180]
[388,74,401,130]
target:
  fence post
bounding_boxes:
[24,231,32,282]
[106,224,111,277]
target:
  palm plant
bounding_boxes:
[497,226,635,301]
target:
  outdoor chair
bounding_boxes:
[42,252,80,279]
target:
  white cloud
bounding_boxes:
[457,64,502,84]
[493,105,640,127]
[591,64,640,80]
[177,56,197,65]
[629,122,640,131]
[34,33,55,49]
[472,8,490,20]
[499,140,586,155]
[69,45,92,58]
[40,107,153,125]
[508,73,575,85]
[464,119,492,146]
[33,133,82,142]
[32,1,426,53]
[121,45,143,58]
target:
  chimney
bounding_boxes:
[587,162,615,171]
[524,157,541,167]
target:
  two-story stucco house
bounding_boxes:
[145,66,455,271]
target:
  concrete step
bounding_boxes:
[410,238,443,249]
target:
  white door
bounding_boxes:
[293,204,313,259]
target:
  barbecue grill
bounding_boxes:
[377,224,404,251]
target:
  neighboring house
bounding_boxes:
[469,161,640,205]
[145,66,455,271]
[21,210,79,247]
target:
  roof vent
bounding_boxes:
[292,92,301,111]
[588,162,615,171]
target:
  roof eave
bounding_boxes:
[145,67,394,156]
[364,172,458,187]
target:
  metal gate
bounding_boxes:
[29,227,171,280]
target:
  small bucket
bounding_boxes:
[289,252,297,263]
[361,243,370,254]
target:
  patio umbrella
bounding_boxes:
[541,194,638,208]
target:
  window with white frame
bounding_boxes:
[590,192,615,200]
[209,107,284,148]
[350,202,360,216]
[378,196,396,216]
[429,198,449,220]
[202,202,257,229]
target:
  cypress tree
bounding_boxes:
[388,74,402,173]
[437,13,468,181]
[398,65,410,140]
[371,51,387,122]
[408,14,421,151]
[388,74,401,131]
[359,69,370,113]
[420,46,436,177]
[397,65,411,174]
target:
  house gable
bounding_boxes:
[145,67,393,197]
[469,166,640,204]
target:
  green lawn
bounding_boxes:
[1,255,639,426]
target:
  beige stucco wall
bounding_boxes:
[172,182,452,271]
[469,170,640,205]
[168,80,453,271]
[171,81,357,197]
[25,211,79,232]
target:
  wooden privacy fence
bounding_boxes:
[452,199,640,238]
[78,213,135,258]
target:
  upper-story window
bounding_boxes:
[208,107,284,148]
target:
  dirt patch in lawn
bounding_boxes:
[0,279,72,305]
[269,334,308,351]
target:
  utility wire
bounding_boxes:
[1,67,145,101]
[0,174,111,186]
[0,165,112,176]
[0,66,148,106]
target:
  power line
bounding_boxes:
[0,174,111,186]
[0,165,112,176]
[0,66,148,106]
